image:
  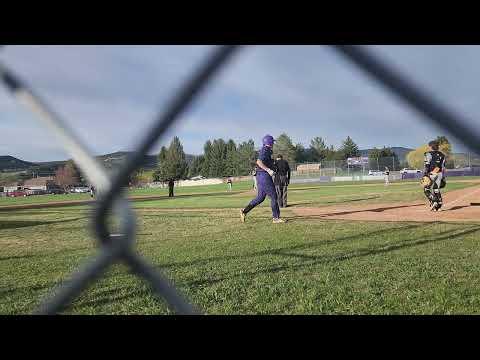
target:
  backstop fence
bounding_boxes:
[292,154,480,182]
[1,45,480,315]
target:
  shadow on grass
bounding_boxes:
[184,225,480,287]
[132,190,243,204]
[70,287,156,310]
[0,217,87,230]
[0,282,56,297]
[0,254,39,262]
[151,223,426,271]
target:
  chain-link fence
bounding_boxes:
[293,156,399,178]
[292,153,480,183]
[2,45,480,315]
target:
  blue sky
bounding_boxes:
[1,45,480,162]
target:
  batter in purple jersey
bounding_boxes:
[240,135,286,224]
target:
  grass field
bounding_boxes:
[2,178,480,314]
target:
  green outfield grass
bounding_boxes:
[1,179,480,314]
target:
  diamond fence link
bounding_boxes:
[1,44,479,315]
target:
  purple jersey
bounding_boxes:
[256,146,274,173]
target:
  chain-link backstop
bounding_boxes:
[1,45,480,315]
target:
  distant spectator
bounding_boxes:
[168,179,175,197]
[90,185,96,198]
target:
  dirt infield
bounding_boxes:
[292,185,480,223]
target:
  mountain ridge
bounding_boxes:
[0,152,196,173]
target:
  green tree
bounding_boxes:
[156,137,188,195]
[339,136,360,159]
[273,133,296,165]
[153,146,168,182]
[324,145,338,161]
[224,139,238,177]
[237,140,257,176]
[209,139,227,178]
[200,140,213,178]
[188,155,205,178]
[309,137,328,161]
[294,143,308,163]
[369,147,399,170]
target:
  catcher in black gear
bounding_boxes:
[422,140,446,211]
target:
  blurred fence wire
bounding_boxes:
[1,44,479,314]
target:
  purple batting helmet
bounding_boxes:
[262,134,275,147]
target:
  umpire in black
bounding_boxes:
[274,154,291,208]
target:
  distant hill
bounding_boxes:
[1,151,196,174]
[359,147,414,162]
[0,156,35,172]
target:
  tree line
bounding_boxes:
[151,134,404,183]
[39,134,453,189]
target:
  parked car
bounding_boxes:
[72,187,90,193]
[46,188,65,195]
[8,190,28,197]
[400,168,422,175]
[368,170,384,176]
[25,189,46,196]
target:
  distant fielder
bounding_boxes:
[421,140,446,211]
[240,135,285,224]
[384,166,390,186]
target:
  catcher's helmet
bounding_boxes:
[262,134,275,147]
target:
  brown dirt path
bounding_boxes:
[292,185,480,223]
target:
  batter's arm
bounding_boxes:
[256,159,271,172]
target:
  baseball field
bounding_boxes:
[2,177,480,314]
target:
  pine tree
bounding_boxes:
[237,140,257,176]
[154,146,168,181]
[273,133,296,165]
[200,140,213,177]
[209,139,227,178]
[294,143,307,163]
[156,137,188,195]
[309,137,328,161]
[339,136,360,159]
[188,155,205,178]
[224,139,238,177]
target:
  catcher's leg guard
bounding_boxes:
[424,188,433,205]
[433,190,443,210]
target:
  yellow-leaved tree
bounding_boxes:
[406,136,452,170]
